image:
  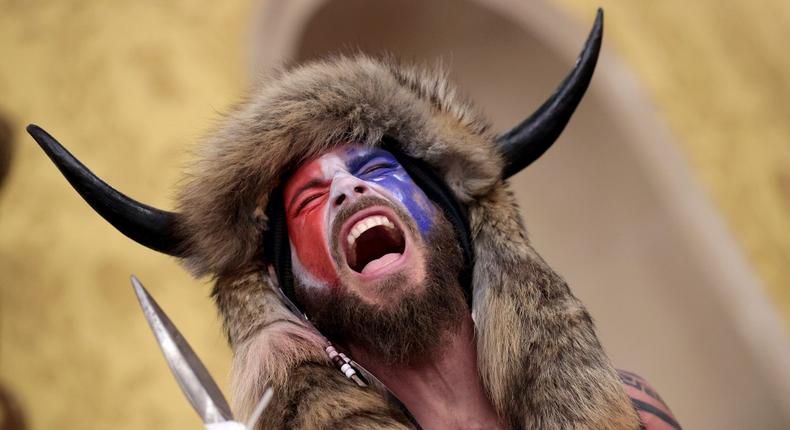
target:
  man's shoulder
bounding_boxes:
[617,369,682,430]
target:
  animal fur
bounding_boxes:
[177,55,640,429]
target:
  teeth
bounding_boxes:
[346,215,395,246]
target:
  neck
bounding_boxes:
[348,315,506,430]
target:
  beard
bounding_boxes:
[295,200,467,366]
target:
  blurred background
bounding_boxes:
[1,0,790,429]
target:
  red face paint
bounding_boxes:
[283,157,338,287]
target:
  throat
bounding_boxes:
[348,315,506,430]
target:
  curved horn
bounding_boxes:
[497,8,603,178]
[27,124,186,256]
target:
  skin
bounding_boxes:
[350,315,507,430]
[282,144,677,430]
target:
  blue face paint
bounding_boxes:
[342,146,435,235]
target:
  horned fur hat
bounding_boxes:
[30,10,641,429]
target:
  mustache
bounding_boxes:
[329,195,418,260]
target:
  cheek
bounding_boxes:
[372,172,435,235]
[287,205,339,287]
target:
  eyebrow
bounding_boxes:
[288,178,327,209]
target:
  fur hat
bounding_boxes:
[177,55,500,279]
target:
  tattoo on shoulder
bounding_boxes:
[618,370,666,405]
[618,370,682,430]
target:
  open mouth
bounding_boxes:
[345,214,406,274]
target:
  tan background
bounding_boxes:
[1,1,789,429]
[557,0,790,322]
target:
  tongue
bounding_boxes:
[360,253,402,274]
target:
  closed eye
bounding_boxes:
[295,192,326,215]
[360,163,396,176]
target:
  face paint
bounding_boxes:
[340,146,434,235]
[283,158,336,286]
[283,145,436,289]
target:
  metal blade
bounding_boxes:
[130,275,233,423]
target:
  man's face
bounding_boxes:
[282,144,467,363]
[283,145,436,304]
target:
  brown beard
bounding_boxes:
[295,202,467,366]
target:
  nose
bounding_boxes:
[330,173,369,208]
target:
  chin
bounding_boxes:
[302,209,467,363]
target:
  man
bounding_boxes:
[31,10,679,430]
[280,144,498,428]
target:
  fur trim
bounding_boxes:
[187,55,638,428]
[214,268,413,429]
[471,185,639,429]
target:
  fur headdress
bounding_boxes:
[30,10,639,429]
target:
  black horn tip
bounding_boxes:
[498,8,604,178]
[27,124,67,161]
[28,124,187,257]
[592,9,604,45]
[27,124,50,150]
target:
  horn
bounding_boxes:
[27,124,186,256]
[497,8,603,178]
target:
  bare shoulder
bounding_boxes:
[617,369,682,430]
